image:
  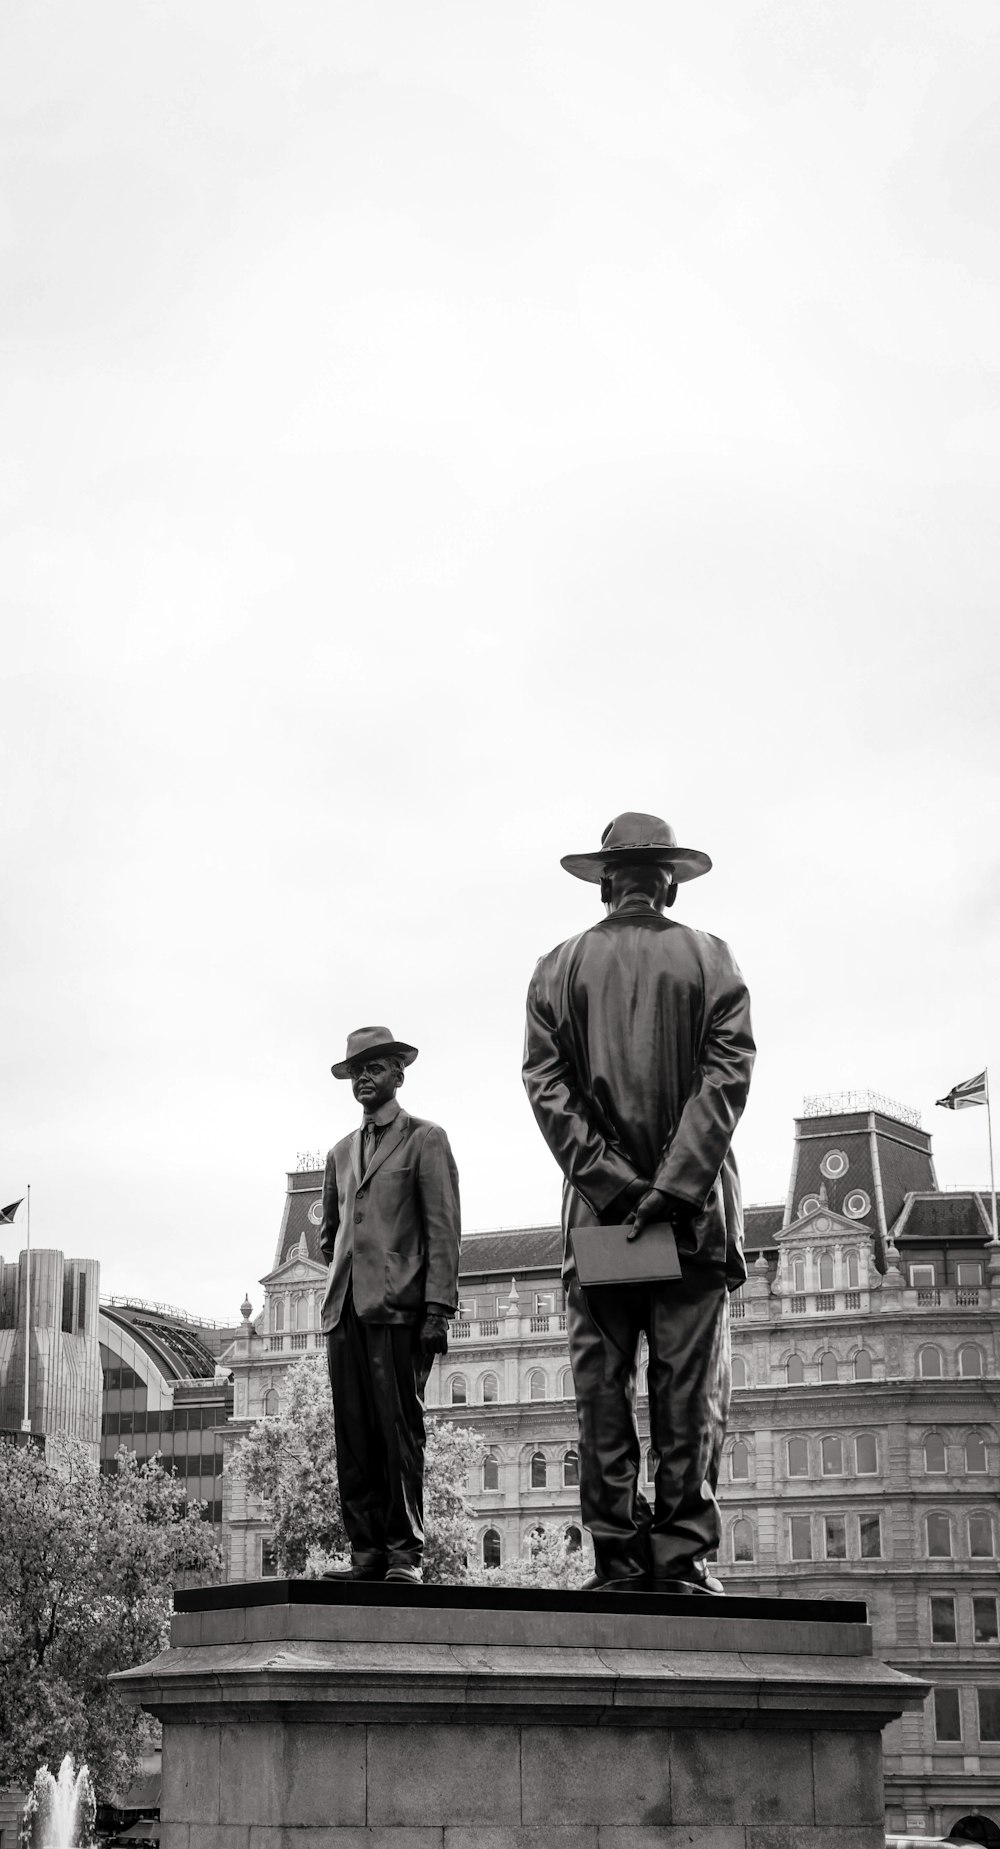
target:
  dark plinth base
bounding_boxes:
[116,1581,926,1848]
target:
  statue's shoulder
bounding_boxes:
[328,1130,354,1164]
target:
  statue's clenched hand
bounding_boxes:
[628,1188,694,1242]
[417,1306,451,1358]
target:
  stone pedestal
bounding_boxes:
[115,1581,926,1849]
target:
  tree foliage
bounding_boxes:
[227,1353,480,1582]
[466,1523,590,1590]
[0,1437,220,1800]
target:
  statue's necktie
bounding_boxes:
[361,1122,377,1177]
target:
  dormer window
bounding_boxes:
[909,1264,936,1289]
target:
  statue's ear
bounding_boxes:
[665,879,678,909]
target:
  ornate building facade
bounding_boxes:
[221,1096,1000,1841]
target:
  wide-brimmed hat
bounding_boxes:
[560,811,712,885]
[331,1025,419,1080]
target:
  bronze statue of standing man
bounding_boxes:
[523,813,755,1593]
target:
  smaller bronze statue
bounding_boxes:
[320,1026,461,1583]
[523,813,755,1593]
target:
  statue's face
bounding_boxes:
[350,1055,400,1114]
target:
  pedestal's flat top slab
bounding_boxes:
[176,1578,867,1626]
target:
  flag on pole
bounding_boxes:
[0,1199,24,1223]
[936,1071,988,1111]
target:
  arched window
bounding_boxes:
[821,1435,842,1476]
[732,1517,755,1563]
[730,1439,750,1481]
[960,1345,984,1379]
[845,1250,860,1289]
[645,1450,657,1484]
[853,1350,872,1381]
[965,1432,988,1474]
[565,1523,582,1553]
[969,1512,994,1558]
[528,1370,547,1402]
[559,1367,574,1400]
[263,1388,279,1418]
[786,1354,805,1385]
[481,1372,499,1404]
[731,1355,747,1389]
[482,1454,500,1491]
[926,1513,952,1558]
[820,1352,838,1383]
[923,1433,947,1474]
[450,1375,467,1406]
[563,1449,579,1488]
[787,1436,809,1477]
[291,1293,306,1331]
[791,1255,806,1293]
[855,1433,878,1475]
[818,1253,835,1291]
[530,1452,547,1489]
[482,1528,501,1568]
[919,1345,943,1379]
[272,1297,284,1333]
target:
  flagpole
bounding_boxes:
[21,1184,32,1433]
[987,1072,999,1246]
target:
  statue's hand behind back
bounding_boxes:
[628,1187,693,1242]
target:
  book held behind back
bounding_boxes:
[571,1222,681,1288]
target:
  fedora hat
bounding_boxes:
[560,811,712,885]
[331,1025,419,1080]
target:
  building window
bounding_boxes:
[927,1513,952,1558]
[559,1367,574,1399]
[853,1350,872,1381]
[481,1372,499,1404]
[979,1690,1000,1743]
[730,1439,750,1481]
[923,1433,947,1474]
[732,1517,755,1562]
[528,1370,547,1402]
[731,1355,747,1389]
[844,1249,860,1289]
[824,1516,846,1560]
[786,1354,805,1385]
[62,1270,75,1334]
[791,1256,806,1294]
[787,1436,809,1477]
[956,1262,983,1288]
[563,1449,579,1488]
[918,1345,943,1379]
[482,1454,500,1491]
[789,1515,812,1561]
[959,1345,984,1378]
[262,1389,279,1418]
[855,1433,878,1475]
[271,1298,284,1333]
[818,1253,835,1291]
[965,1433,988,1474]
[968,1513,994,1558]
[477,1294,498,1319]
[821,1435,842,1476]
[859,1515,882,1558]
[530,1452,547,1489]
[819,1352,838,1384]
[260,1538,278,1578]
[973,1596,999,1643]
[450,1376,467,1406]
[482,1528,501,1568]
[934,1687,962,1742]
[565,1524,582,1552]
[644,1450,656,1484]
[910,1265,936,1289]
[930,1596,957,1643]
[534,1291,556,1317]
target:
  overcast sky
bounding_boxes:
[2,2,998,1319]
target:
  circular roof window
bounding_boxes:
[843,1190,871,1220]
[821,1150,849,1180]
[308,1200,323,1225]
[799,1195,823,1218]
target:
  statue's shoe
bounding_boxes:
[655,1564,725,1596]
[321,1562,387,1581]
[580,1571,651,1592]
[384,1563,423,1585]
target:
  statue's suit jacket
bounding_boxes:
[523,905,755,1290]
[319,1110,461,1333]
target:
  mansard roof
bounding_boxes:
[892,1190,994,1244]
[459,1227,563,1277]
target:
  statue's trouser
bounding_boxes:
[326,1285,431,1572]
[565,1266,731,1581]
